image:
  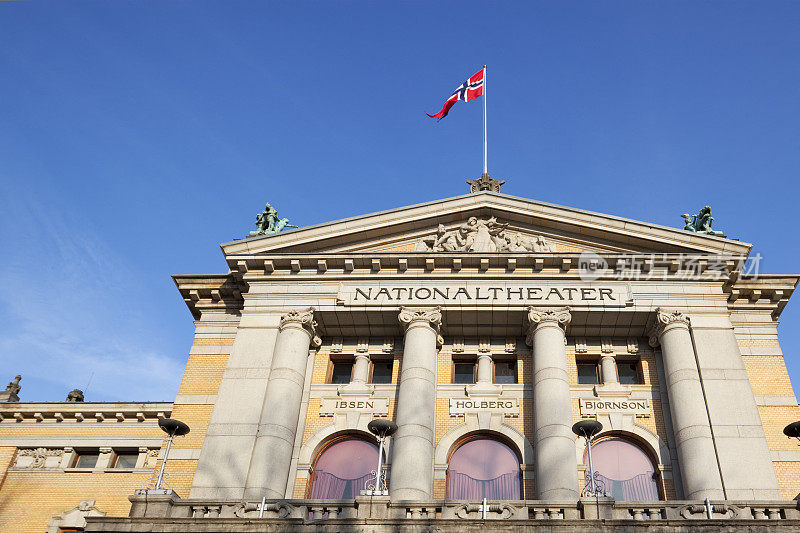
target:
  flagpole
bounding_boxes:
[482,65,487,175]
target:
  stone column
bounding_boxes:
[526,307,578,500]
[476,353,493,384]
[599,354,618,384]
[244,308,321,499]
[351,353,372,385]
[389,306,442,501]
[649,308,724,500]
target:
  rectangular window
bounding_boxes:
[73,452,99,469]
[577,362,599,385]
[112,452,139,469]
[617,361,643,385]
[494,360,517,384]
[370,361,393,384]
[452,362,475,384]
[329,362,353,384]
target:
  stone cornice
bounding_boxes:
[173,274,244,320]
[0,402,172,424]
[725,274,798,320]
[225,253,750,281]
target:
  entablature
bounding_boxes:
[725,274,798,319]
[0,402,172,425]
[224,252,748,282]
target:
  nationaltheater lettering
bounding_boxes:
[352,286,617,302]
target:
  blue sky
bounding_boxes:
[1,1,798,402]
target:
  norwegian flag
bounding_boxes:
[427,67,485,120]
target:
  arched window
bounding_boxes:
[447,435,522,500]
[586,436,661,501]
[308,436,380,499]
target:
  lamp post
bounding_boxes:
[364,418,398,496]
[784,421,800,445]
[572,420,603,496]
[155,418,190,491]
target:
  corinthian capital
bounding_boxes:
[279,308,322,347]
[398,306,443,346]
[525,306,571,345]
[647,308,690,347]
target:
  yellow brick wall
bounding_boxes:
[312,352,330,384]
[0,447,15,491]
[303,399,326,443]
[156,338,231,495]
[293,476,308,499]
[177,353,229,394]
[433,478,446,499]
[758,405,800,451]
[740,346,800,499]
[435,398,463,443]
[0,470,154,533]
[743,356,796,397]
[378,243,416,252]
[0,333,233,532]
[169,404,214,449]
[773,461,800,500]
[437,351,451,384]
[160,458,199,498]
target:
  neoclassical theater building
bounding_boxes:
[2,181,800,531]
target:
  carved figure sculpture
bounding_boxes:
[681,206,723,236]
[415,217,552,253]
[249,204,297,236]
[0,374,22,402]
[66,389,85,402]
[5,375,21,395]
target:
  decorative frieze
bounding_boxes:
[16,447,63,468]
[414,217,552,253]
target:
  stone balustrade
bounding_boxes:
[115,491,800,526]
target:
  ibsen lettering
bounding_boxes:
[335,400,375,409]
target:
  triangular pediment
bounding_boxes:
[222,192,751,257]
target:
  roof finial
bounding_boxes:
[466,173,505,193]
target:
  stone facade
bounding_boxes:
[1,191,799,531]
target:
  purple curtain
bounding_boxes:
[595,472,659,501]
[448,471,521,500]
[447,438,521,500]
[309,471,373,499]
[309,438,379,499]
[587,438,661,501]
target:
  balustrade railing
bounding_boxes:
[126,491,800,522]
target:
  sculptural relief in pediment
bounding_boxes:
[414,216,553,253]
